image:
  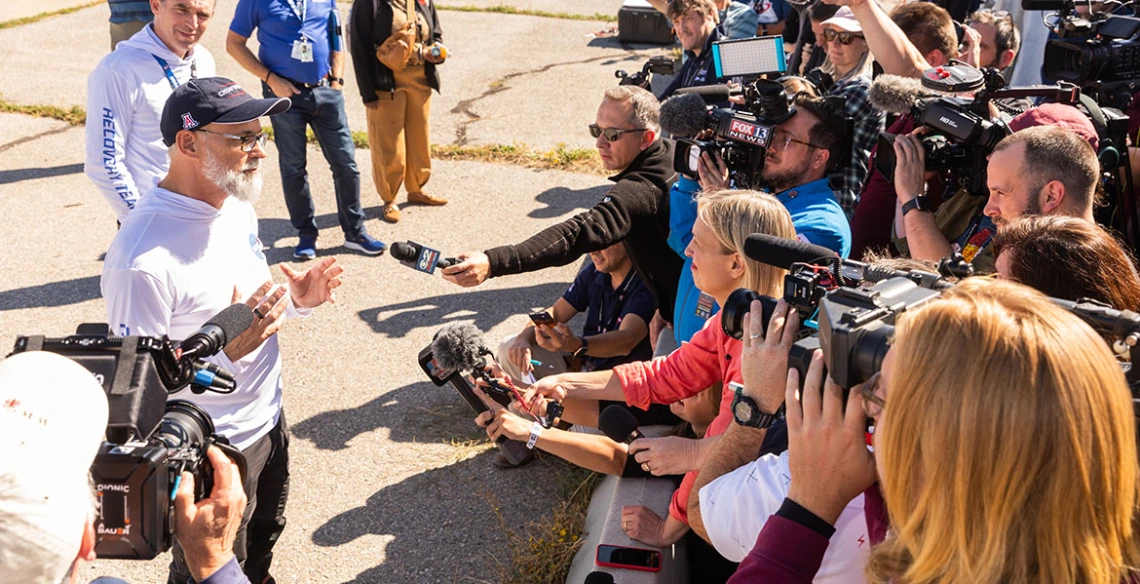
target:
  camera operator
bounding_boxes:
[725,278,1140,583]
[893,112,1100,271]
[101,78,344,584]
[658,0,730,101]
[962,9,1020,75]
[442,86,682,333]
[0,351,249,584]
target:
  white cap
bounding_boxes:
[0,351,109,584]
[822,6,863,33]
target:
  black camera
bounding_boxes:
[673,79,796,188]
[1030,0,1140,107]
[11,320,248,560]
[615,56,677,91]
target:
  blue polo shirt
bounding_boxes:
[231,0,335,84]
[563,263,657,372]
[775,178,852,258]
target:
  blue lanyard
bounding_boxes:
[284,0,306,24]
[153,55,196,90]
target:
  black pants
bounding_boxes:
[168,413,290,584]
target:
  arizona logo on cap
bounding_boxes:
[181,112,199,130]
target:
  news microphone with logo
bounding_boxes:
[391,241,460,275]
[598,405,644,445]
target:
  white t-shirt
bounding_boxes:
[699,450,870,583]
[85,25,216,223]
[102,188,307,450]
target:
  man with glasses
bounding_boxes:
[102,78,345,584]
[227,0,386,259]
[443,86,682,332]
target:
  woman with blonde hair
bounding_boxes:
[728,277,1140,583]
[517,189,797,548]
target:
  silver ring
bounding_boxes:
[641,462,651,472]
[749,333,762,339]
[253,308,266,319]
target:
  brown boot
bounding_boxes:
[407,191,448,206]
[381,202,401,223]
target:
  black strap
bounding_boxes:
[110,337,138,397]
[24,335,44,352]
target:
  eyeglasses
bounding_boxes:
[589,124,648,142]
[821,29,865,45]
[195,129,269,152]
[772,129,822,151]
[858,371,887,419]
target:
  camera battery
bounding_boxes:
[618,0,675,45]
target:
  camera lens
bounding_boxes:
[720,288,779,340]
[155,400,214,451]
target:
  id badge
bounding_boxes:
[292,38,314,63]
[695,292,715,320]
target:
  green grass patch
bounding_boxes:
[0,100,86,125]
[0,1,103,30]
[436,4,616,22]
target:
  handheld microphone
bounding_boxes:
[391,241,460,274]
[675,83,741,102]
[431,322,491,373]
[868,74,935,115]
[744,233,838,269]
[598,405,643,445]
[179,304,254,360]
[659,93,710,137]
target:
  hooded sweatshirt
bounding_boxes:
[102,188,307,451]
[85,24,216,223]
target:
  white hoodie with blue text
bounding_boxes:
[84,24,216,223]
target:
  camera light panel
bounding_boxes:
[712,36,787,79]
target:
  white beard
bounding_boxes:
[203,149,263,204]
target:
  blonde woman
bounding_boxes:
[729,278,1140,584]
[523,189,796,548]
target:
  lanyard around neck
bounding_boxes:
[153,55,196,90]
[284,0,306,23]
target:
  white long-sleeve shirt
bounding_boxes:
[84,25,216,223]
[101,188,306,450]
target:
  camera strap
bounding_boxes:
[22,335,44,351]
[111,337,140,397]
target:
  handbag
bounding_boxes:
[375,1,419,71]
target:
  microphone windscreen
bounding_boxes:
[744,233,837,269]
[659,93,710,138]
[390,241,418,262]
[675,84,736,102]
[205,304,254,346]
[868,74,930,115]
[585,572,616,584]
[598,405,640,444]
[431,322,487,373]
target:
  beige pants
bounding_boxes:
[365,65,433,204]
[110,20,148,51]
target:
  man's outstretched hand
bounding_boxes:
[281,257,343,309]
[441,252,491,287]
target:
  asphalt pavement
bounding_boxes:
[0,1,676,582]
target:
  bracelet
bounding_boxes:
[526,421,544,450]
[264,71,272,83]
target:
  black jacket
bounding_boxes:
[349,0,442,103]
[484,140,683,323]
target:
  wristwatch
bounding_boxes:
[327,76,345,85]
[573,336,590,359]
[730,382,781,429]
[901,195,932,217]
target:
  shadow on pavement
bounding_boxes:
[0,163,84,185]
[312,449,572,584]
[528,184,610,219]
[0,275,101,312]
[359,281,568,339]
[292,380,485,451]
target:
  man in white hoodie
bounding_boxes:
[85,0,217,224]
[102,77,343,584]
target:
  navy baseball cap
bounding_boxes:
[161,77,290,146]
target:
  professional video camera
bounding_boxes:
[419,322,564,465]
[871,62,1083,196]
[615,55,676,92]
[8,305,252,560]
[1026,0,1140,108]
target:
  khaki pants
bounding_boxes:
[365,66,433,204]
[110,20,148,51]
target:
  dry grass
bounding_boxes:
[0,100,86,125]
[436,5,616,22]
[0,1,102,30]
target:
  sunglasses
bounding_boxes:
[821,29,865,45]
[589,124,648,142]
[195,129,270,153]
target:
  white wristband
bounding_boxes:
[526,421,544,450]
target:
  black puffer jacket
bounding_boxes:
[349,0,442,103]
[484,140,683,323]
